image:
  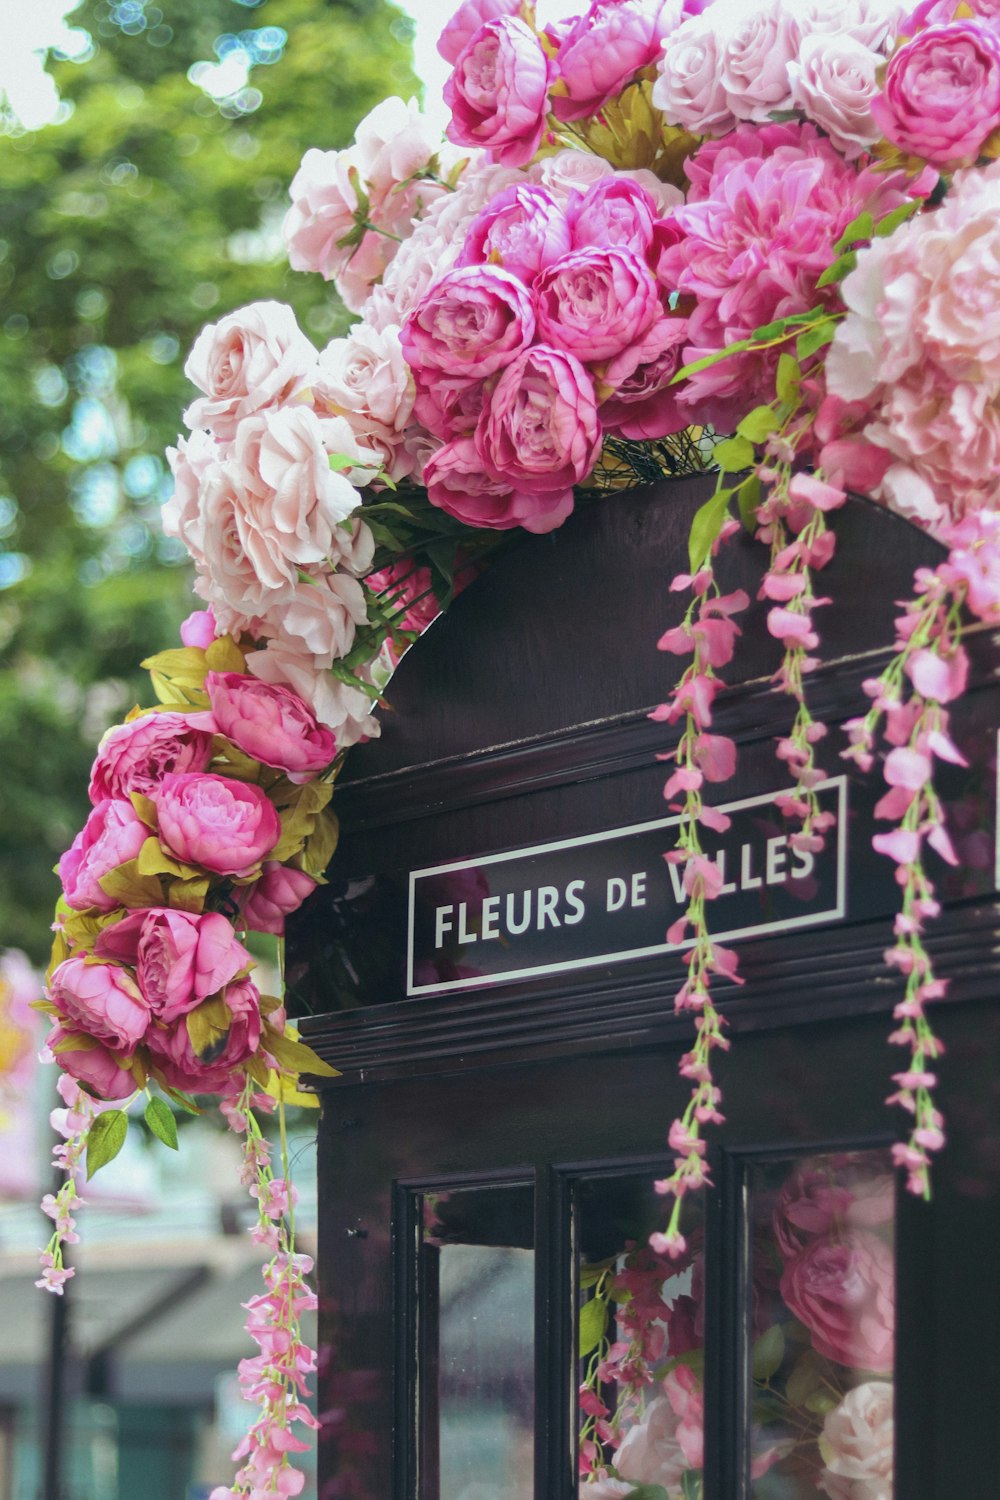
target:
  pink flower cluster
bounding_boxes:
[402,173,689,532]
[166,302,380,742]
[46,647,333,1104]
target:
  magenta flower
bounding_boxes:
[477,344,602,495]
[203,671,336,783]
[553,0,681,121]
[425,436,575,534]
[569,176,660,258]
[49,956,151,1052]
[780,1229,894,1372]
[436,0,522,63]
[47,1028,138,1100]
[179,608,217,648]
[402,264,537,388]
[457,184,572,285]
[535,245,661,364]
[153,772,281,878]
[871,21,1000,168]
[240,864,317,936]
[58,798,149,912]
[444,17,553,167]
[146,976,263,1092]
[89,711,215,804]
[600,317,691,441]
[96,908,252,1023]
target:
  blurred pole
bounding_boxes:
[39,1238,70,1500]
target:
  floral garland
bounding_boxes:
[38,0,1000,1494]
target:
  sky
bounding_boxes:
[0,0,582,132]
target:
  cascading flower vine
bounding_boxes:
[36,0,1000,1490]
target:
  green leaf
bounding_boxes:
[160,1085,202,1116]
[752,1324,786,1381]
[578,1294,608,1357]
[833,209,873,254]
[144,1095,179,1150]
[669,338,753,383]
[816,251,857,289]
[785,1349,825,1406]
[86,1109,129,1179]
[736,472,762,532]
[775,353,801,406]
[625,1487,671,1500]
[735,406,780,444]
[712,436,754,473]
[687,486,732,574]
[796,319,838,361]
[579,1257,616,1289]
[681,1472,703,1500]
[875,199,921,237]
[264,1026,342,1079]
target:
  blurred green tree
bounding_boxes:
[0,0,417,959]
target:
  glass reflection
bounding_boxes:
[577,1174,705,1500]
[748,1150,895,1500]
[420,1184,534,1500]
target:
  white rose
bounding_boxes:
[781,0,904,53]
[317,324,414,434]
[534,148,615,202]
[354,95,442,188]
[789,33,883,159]
[260,571,368,666]
[196,462,295,632]
[716,0,797,122]
[183,301,317,441]
[818,1381,894,1500]
[653,13,736,135]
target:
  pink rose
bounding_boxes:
[789,33,884,159]
[773,1163,858,1259]
[48,1028,139,1101]
[145,976,262,1093]
[204,670,336,783]
[718,0,798,121]
[570,176,660,258]
[818,1381,894,1500]
[183,302,318,441]
[536,245,661,364]
[413,378,489,442]
[49,955,151,1051]
[615,1394,687,1489]
[477,344,601,494]
[554,0,682,121]
[95,908,252,1024]
[653,12,736,134]
[179,609,216,649]
[437,0,522,63]
[258,570,369,667]
[871,21,1000,167]
[353,94,442,198]
[402,265,537,386]
[457,185,572,285]
[444,17,553,167]
[316,323,414,438]
[58,799,149,912]
[240,863,318,936]
[780,1229,895,1371]
[425,437,575,533]
[89,712,215,804]
[664,1365,704,1470]
[153,772,281,878]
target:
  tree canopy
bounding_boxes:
[0,0,417,959]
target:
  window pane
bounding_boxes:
[420,1184,534,1500]
[577,1173,705,1500]
[748,1150,895,1500]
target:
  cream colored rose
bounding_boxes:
[818,1380,894,1500]
[183,301,317,441]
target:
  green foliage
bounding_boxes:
[0,0,417,958]
[86,1106,129,1176]
[578,1293,608,1357]
[144,1093,179,1149]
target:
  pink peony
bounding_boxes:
[599,316,690,439]
[245,638,378,748]
[49,956,151,1052]
[145,976,263,1093]
[477,344,602,494]
[553,0,686,121]
[780,1229,895,1372]
[240,864,318,936]
[203,670,336,783]
[437,0,522,63]
[444,17,553,167]
[457,184,572,285]
[412,378,489,442]
[96,907,252,1024]
[569,176,663,258]
[773,1163,858,1259]
[183,302,318,442]
[153,772,281,878]
[402,264,537,386]
[535,245,662,364]
[58,799,149,912]
[818,1381,894,1500]
[48,1028,139,1100]
[871,21,1000,168]
[89,712,215,804]
[425,437,575,533]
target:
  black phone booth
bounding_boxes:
[288,475,1000,1500]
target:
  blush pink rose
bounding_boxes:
[653,12,736,134]
[49,956,151,1052]
[789,33,884,159]
[240,863,318,935]
[145,976,263,1093]
[183,302,318,442]
[95,908,252,1024]
[58,799,150,912]
[718,0,798,121]
[477,344,601,494]
[871,21,1000,167]
[457,185,572,285]
[535,244,661,363]
[48,1028,139,1100]
[818,1381,894,1500]
[615,1394,687,1489]
[425,437,575,533]
[553,0,683,121]
[153,772,281,878]
[437,0,522,63]
[402,264,537,385]
[89,712,215,805]
[780,1229,895,1372]
[444,17,553,167]
[316,323,414,439]
[203,670,337,782]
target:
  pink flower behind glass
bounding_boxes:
[444,17,553,167]
[780,1228,895,1372]
[614,1392,688,1490]
[153,772,281,879]
[818,1381,894,1500]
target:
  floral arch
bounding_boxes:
[34,0,1000,1495]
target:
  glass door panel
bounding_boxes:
[746,1149,896,1500]
[576,1171,706,1500]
